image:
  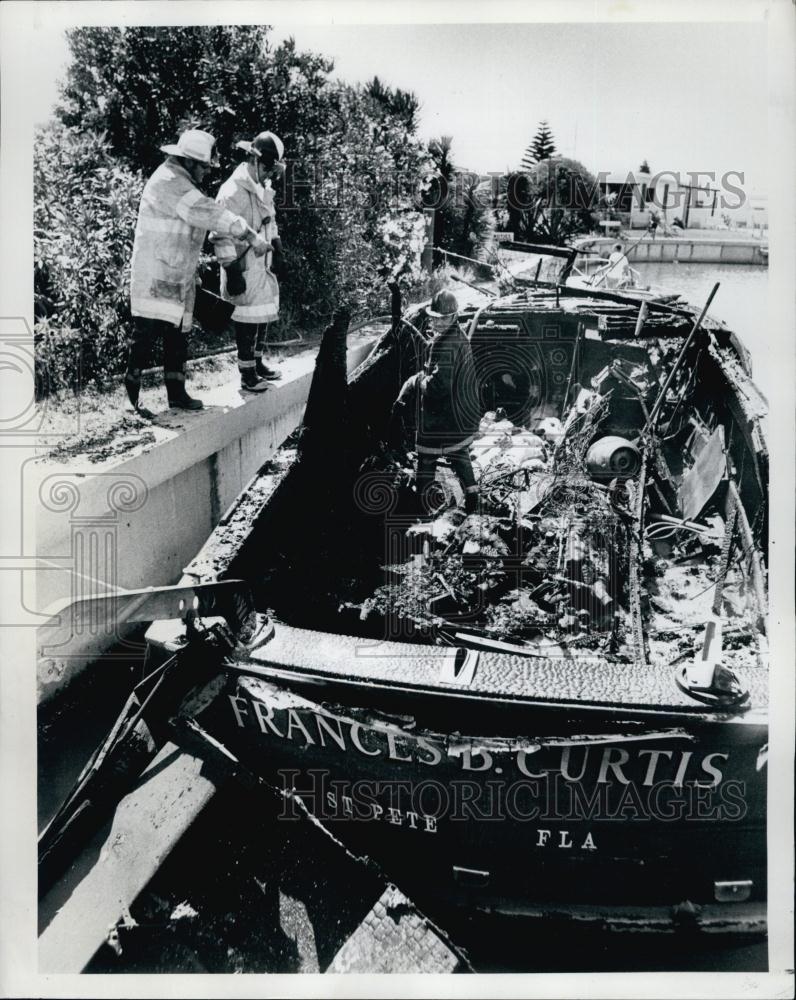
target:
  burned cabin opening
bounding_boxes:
[208,288,767,687]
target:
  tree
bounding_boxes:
[48,26,432,336]
[424,135,457,254]
[505,172,530,238]
[455,174,496,274]
[366,76,420,131]
[34,124,144,392]
[505,157,598,245]
[56,28,336,178]
[521,120,557,170]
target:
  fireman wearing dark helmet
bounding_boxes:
[395,288,480,515]
[212,131,286,392]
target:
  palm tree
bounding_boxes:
[425,136,456,255]
[423,136,495,269]
[457,174,496,274]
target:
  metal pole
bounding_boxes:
[641,282,720,437]
[562,323,583,410]
[450,272,497,297]
[434,246,496,271]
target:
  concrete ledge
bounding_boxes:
[35,334,377,704]
[38,742,218,972]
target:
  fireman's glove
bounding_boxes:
[269,237,286,279]
[249,233,269,258]
[225,259,246,297]
[272,248,286,280]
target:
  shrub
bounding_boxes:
[50,27,433,355]
[34,124,143,394]
[287,82,432,320]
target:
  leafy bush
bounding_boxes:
[46,26,434,364]
[34,123,143,394]
[282,82,432,319]
[56,27,307,178]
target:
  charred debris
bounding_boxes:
[226,276,766,708]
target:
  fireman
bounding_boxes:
[397,289,480,515]
[127,129,268,415]
[212,132,286,393]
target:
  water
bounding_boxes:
[635,262,771,398]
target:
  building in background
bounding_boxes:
[597,169,767,232]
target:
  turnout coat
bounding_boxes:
[130,158,249,332]
[416,320,480,455]
[212,163,280,324]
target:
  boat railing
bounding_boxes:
[570,258,641,289]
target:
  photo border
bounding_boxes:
[1,1,792,997]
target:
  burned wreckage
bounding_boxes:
[41,252,769,934]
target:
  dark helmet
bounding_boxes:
[236,131,285,165]
[427,289,459,318]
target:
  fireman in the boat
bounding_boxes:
[395,288,480,515]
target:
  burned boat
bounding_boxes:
[41,263,769,934]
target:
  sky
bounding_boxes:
[28,19,769,193]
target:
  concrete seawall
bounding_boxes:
[35,334,378,704]
[578,235,768,265]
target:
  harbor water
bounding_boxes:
[635,262,771,398]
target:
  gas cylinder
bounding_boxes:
[585,436,641,478]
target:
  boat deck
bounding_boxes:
[238,623,768,718]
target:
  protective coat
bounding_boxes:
[212,162,280,323]
[415,321,480,455]
[130,158,248,331]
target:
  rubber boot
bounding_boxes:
[164,325,202,410]
[254,358,282,382]
[125,320,156,418]
[449,449,478,516]
[464,490,479,515]
[165,373,203,410]
[124,371,155,419]
[255,356,280,381]
[255,324,279,380]
[240,366,268,393]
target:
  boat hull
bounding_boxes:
[159,286,769,927]
[175,665,767,925]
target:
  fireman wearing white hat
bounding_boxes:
[128,129,269,414]
[212,131,286,392]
